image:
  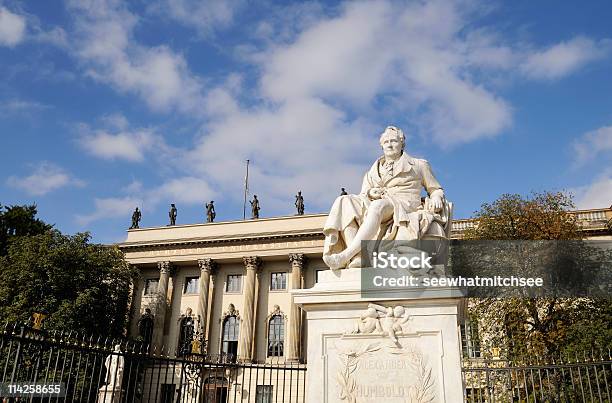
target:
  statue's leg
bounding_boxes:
[343,220,359,247]
[324,200,393,269]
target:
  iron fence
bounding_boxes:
[0,323,306,402]
[462,349,612,402]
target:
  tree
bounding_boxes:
[461,192,612,358]
[0,204,52,255]
[0,205,136,337]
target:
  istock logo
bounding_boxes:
[372,251,432,269]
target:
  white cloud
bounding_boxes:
[76,196,143,226]
[521,37,610,80]
[0,99,50,114]
[572,126,612,166]
[7,162,84,196]
[78,127,157,162]
[77,176,217,225]
[65,0,612,222]
[257,1,512,146]
[100,113,129,130]
[150,0,241,36]
[0,7,26,47]
[66,0,205,113]
[146,176,218,208]
[76,115,172,162]
[573,172,612,210]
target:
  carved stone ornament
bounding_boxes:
[288,253,306,266]
[197,258,217,273]
[157,261,172,274]
[221,303,240,322]
[243,256,262,270]
[266,304,287,322]
[334,341,435,402]
[350,303,411,344]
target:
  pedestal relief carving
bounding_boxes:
[332,305,436,401]
[351,303,411,344]
[334,340,435,402]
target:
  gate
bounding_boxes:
[1,323,307,402]
[462,349,612,402]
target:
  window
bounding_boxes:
[222,316,239,362]
[226,274,242,293]
[267,315,284,357]
[144,278,159,295]
[270,272,287,290]
[183,276,199,294]
[256,385,273,403]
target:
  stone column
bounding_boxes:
[152,261,172,350]
[239,256,261,362]
[197,258,216,339]
[288,253,305,362]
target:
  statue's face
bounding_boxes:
[380,132,403,159]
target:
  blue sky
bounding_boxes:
[0,0,611,244]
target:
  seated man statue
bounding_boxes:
[322,126,450,270]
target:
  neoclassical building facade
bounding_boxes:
[120,206,612,364]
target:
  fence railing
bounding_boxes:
[462,349,612,402]
[0,323,307,402]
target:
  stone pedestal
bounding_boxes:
[292,267,465,402]
[97,386,122,403]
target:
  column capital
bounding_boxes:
[157,261,173,275]
[242,256,262,271]
[197,258,217,274]
[289,253,306,266]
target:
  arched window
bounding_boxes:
[222,316,239,362]
[267,315,284,357]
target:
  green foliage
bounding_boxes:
[0,204,52,255]
[0,205,137,337]
[462,191,612,358]
[464,192,581,240]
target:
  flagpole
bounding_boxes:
[243,159,250,219]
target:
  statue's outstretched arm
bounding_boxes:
[368,303,387,314]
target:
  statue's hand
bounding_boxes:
[368,188,383,200]
[429,195,443,212]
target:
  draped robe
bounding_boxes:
[323,152,450,264]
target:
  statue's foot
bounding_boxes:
[347,256,362,268]
[323,252,348,270]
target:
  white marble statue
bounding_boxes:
[104,345,124,387]
[323,125,450,270]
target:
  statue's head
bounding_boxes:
[393,306,405,318]
[379,126,405,159]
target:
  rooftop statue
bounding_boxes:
[206,201,216,223]
[295,191,305,215]
[322,126,451,270]
[251,195,260,219]
[130,207,141,229]
[169,203,177,226]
